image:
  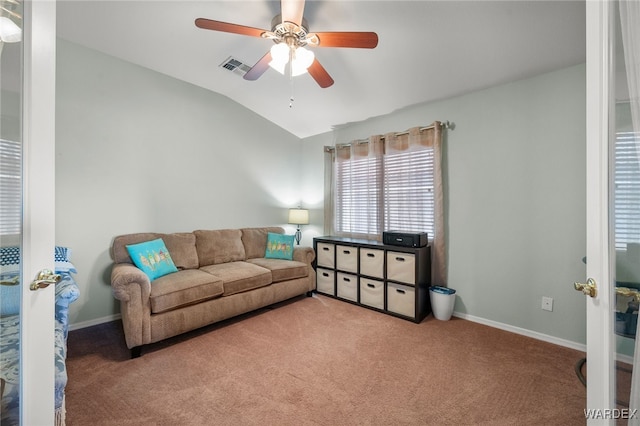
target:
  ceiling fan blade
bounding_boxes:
[307,59,334,88]
[195,18,267,38]
[244,51,273,81]
[313,31,379,49]
[281,0,305,26]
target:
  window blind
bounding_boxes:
[0,139,21,235]
[383,149,434,236]
[334,147,433,238]
[614,131,640,250]
[334,155,382,235]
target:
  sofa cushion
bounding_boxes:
[150,269,224,314]
[112,232,199,270]
[160,233,199,270]
[246,258,308,283]
[112,233,158,264]
[200,261,271,296]
[126,238,178,281]
[195,229,245,266]
[265,232,295,260]
[241,227,284,259]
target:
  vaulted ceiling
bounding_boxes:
[55,1,586,138]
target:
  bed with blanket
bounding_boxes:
[0,246,79,426]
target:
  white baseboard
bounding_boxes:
[69,313,121,331]
[452,311,586,352]
[453,311,635,365]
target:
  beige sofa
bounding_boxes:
[110,227,315,357]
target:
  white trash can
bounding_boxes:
[429,286,456,321]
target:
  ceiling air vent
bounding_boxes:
[219,56,252,77]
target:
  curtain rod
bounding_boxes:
[327,120,453,150]
[390,120,454,135]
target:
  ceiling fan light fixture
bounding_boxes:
[0,16,21,43]
[291,46,314,76]
[196,0,377,89]
[268,43,314,77]
[269,42,289,74]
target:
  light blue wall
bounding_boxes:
[302,64,587,345]
[56,40,304,326]
[57,36,589,346]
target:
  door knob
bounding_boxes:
[30,269,61,291]
[574,278,597,298]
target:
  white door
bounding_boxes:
[584,0,638,423]
[584,0,615,419]
[21,1,57,424]
[0,0,57,424]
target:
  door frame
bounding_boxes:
[585,0,615,421]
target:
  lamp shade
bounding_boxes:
[288,208,309,225]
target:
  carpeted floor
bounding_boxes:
[65,294,589,425]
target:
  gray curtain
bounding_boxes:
[390,125,445,286]
[323,146,335,236]
[324,122,447,287]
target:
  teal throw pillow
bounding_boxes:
[265,232,294,260]
[126,238,178,281]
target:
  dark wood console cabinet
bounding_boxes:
[313,236,432,323]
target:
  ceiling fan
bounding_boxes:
[195,0,378,88]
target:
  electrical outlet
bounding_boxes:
[541,296,553,312]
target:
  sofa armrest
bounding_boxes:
[293,246,315,265]
[111,263,151,302]
[293,247,316,292]
[111,263,153,349]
